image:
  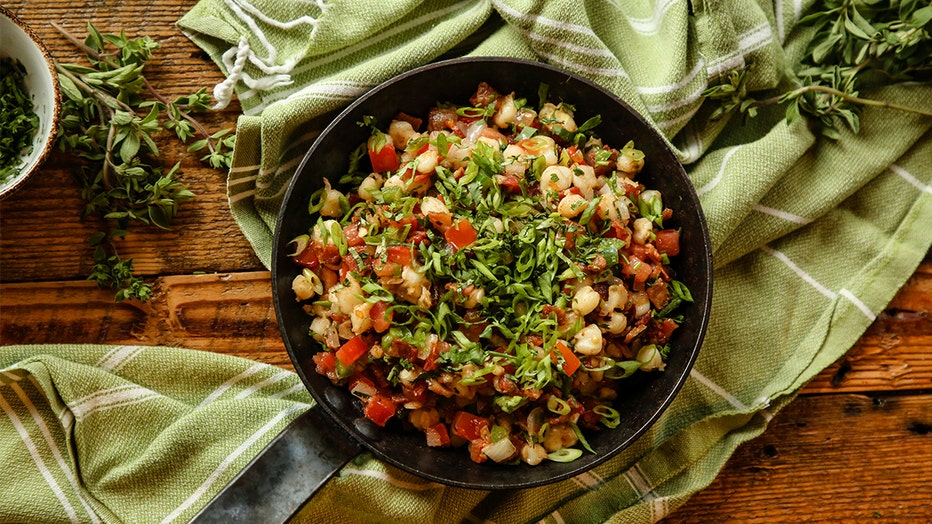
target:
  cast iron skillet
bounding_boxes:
[192,57,712,523]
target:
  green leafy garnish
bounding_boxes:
[52,22,235,301]
[0,57,40,182]
[703,1,932,137]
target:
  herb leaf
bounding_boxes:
[53,22,235,301]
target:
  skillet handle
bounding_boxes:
[188,407,362,524]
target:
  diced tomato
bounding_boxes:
[369,301,393,333]
[343,224,366,247]
[605,219,631,243]
[420,341,444,371]
[406,229,429,246]
[402,381,428,404]
[552,341,581,376]
[411,141,430,157]
[312,352,336,380]
[339,253,360,281]
[319,267,339,291]
[363,394,397,427]
[424,423,451,447]
[294,243,320,270]
[336,335,369,367]
[386,245,412,266]
[451,411,489,442]
[467,440,488,463]
[652,317,679,344]
[623,256,653,284]
[319,243,342,266]
[498,174,522,193]
[445,219,477,251]
[654,229,681,256]
[566,145,586,165]
[368,133,399,172]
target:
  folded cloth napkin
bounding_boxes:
[3,1,930,522]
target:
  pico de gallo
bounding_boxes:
[288,82,693,465]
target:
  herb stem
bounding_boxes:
[756,84,932,118]
[142,76,218,155]
[52,21,220,155]
[53,62,130,115]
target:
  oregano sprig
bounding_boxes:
[53,22,235,302]
[703,0,932,138]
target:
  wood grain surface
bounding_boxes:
[1,2,930,522]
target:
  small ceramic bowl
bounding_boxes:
[0,6,60,199]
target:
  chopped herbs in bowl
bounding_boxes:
[272,57,712,490]
[0,57,39,182]
[0,7,61,198]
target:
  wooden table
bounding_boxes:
[2,2,930,521]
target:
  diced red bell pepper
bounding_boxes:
[424,422,451,447]
[654,229,681,256]
[363,394,397,427]
[368,133,399,173]
[552,341,581,376]
[336,335,369,367]
[452,411,489,442]
[444,219,477,251]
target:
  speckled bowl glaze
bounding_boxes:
[0,6,61,199]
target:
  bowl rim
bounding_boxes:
[0,6,62,200]
[272,55,713,489]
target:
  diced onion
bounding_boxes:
[465,119,487,145]
[350,380,377,400]
[482,438,517,463]
[526,406,545,436]
[637,344,666,371]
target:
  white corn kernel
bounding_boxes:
[557,193,587,218]
[572,324,604,355]
[572,285,601,316]
[632,217,653,244]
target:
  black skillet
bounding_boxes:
[191,57,712,523]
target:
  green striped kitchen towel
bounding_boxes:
[2,0,930,522]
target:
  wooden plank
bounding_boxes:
[0,0,262,283]
[0,273,289,367]
[805,259,932,394]
[666,392,932,522]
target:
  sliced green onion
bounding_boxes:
[547,448,583,463]
[593,405,621,428]
[287,234,309,257]
[570,422,595,453]
[547,396,571,415]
